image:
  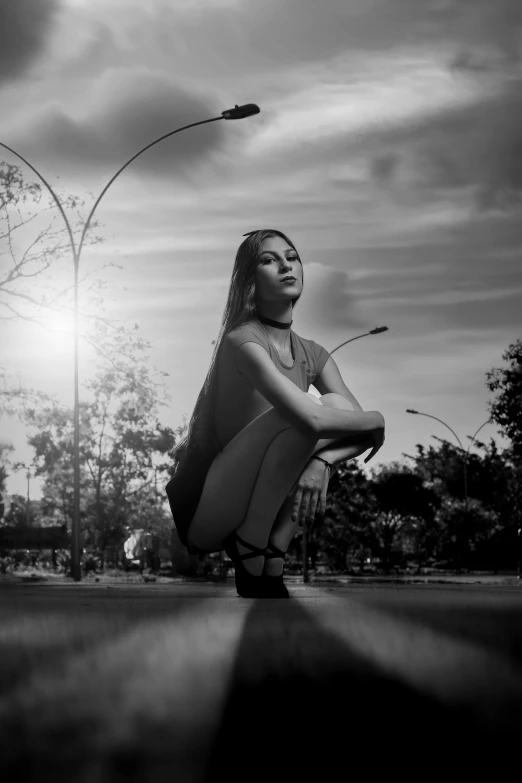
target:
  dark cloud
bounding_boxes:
[449,51,499,75]
[370,153,401,184]
[347,80,522,211]
[12,69,229,178]
[408,89,522,209]
[444,0,522,67]
[0,0,58,82]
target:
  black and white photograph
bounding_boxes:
[1,0,521,780]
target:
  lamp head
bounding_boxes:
[222,103,260,120]
[370,326,388,334]
[406,409,418,414]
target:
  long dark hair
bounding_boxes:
[167,229,303,534]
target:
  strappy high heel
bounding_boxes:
[263,540,290,599]
[223,530,267,598]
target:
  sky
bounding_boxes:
[1,0,521,499]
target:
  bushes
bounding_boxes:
[0,547,102,576]
[0,548,50,573]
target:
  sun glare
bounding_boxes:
[41,311,75,356]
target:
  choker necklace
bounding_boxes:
[258,313,292,330]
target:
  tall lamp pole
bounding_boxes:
[406,410,492,513]
[1,103,260,581]
[301,325,389,583]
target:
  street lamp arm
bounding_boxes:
[329,327,388,356]
[77,115,224,258]
[0,141,77,257]
[408,410,464,451]
[329,332,371,356]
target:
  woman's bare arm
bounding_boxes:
[314,356,363,411]
[235,341,383,438]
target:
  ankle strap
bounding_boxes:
[265,540,285,559]
[234,532,267,560]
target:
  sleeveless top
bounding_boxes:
[214,319,331,450]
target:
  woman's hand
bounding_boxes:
[364,423,385,464]
[290,458,330,526]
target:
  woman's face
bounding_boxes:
[254,235,303,306]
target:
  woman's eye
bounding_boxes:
[261,256,298,264]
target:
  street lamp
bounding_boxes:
[1,103,260,581]
[405,409,492,513]
[329,326,388,357]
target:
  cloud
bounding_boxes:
[305,72,522,215]
[294,262,367,332]
[9,67,229,178]
[39,0,521,89]
[0,0,58,82]
[385,85,522,210]
[444,0,522,68]
[371,153,402,184]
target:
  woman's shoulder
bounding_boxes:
[293,330,330,369]
[292,329,325,353]
[225,319,269,349]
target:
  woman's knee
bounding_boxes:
[319,392,353,411]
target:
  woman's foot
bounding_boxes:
[264,556,284,577]
[263,540,290,598]
[223,530,266,598]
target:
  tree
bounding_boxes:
[485,338,522,570]
[403,436,514,570]
[21,320,181,555]
[403,438,468,504]
[0,160,116,426]
[486,337,522,460]
[433,496,501,571]
[0,442,12,492]
[367,462,439,572]
[318,461,377,573]
[0,160,105,325]
[0,442,13,523]
[2,493,36,529]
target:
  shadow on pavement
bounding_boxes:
[0,585,520,781]
[207,598,520,780]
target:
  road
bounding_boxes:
[1,581,521,781]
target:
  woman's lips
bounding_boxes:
[281,278,296,284]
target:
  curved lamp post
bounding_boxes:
[406,409,492,513]
[1,103,260,581]
[329,326,388,357]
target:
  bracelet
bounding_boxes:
[310,455,336,475]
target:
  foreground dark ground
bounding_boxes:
[1,582,521,781]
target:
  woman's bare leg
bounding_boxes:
[265,393,373,576]
[187,393,372,575]
[232,425,322,573]
[189,420,320,574]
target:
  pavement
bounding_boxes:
[1,580,522,781]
